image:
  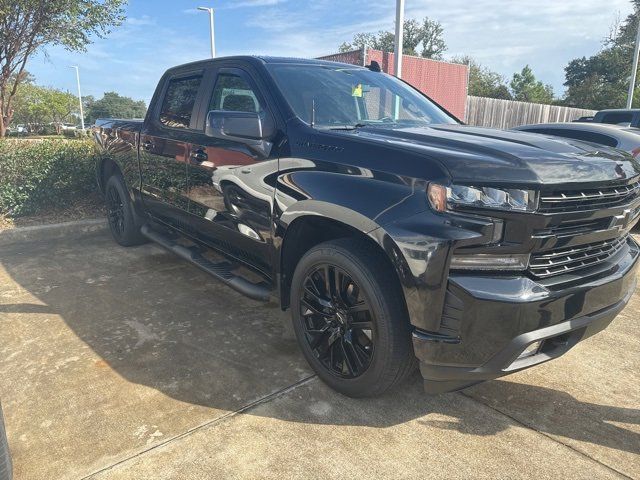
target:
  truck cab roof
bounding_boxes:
[164,55,363,75]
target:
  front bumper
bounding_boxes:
[413,237,639,394]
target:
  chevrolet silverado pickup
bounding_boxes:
[94,56,640,397]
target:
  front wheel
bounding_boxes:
[290,238,416,397]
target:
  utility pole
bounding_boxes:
[69,66,85,130]
[627,17,640,109]
[198,7,216,58]
[393,0,405,120]
[393,0,405,79]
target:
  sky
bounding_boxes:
[26,0,635,105]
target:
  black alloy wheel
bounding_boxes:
[104,174,148,247]
[290,238,416,397]
[106,184,126,238]
[300,264,375,378]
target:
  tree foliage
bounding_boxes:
[452,56,512,100]
[563,1,640,109]
[510,65,555,104]
[0,0,127,136]
[12,80,79,132]
[339,17,447,59]
[84,92,147,125]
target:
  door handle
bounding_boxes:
[141,141,154,151]
[190,149,208,163]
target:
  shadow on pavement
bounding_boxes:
[1,231,638,456]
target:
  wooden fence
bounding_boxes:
[465,96,596,129]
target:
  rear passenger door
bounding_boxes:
[139,69,207,231]
[185,66,278,275]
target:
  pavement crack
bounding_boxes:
[459,391,634,480]
[80,374,317,479]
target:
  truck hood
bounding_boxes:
[344,124,640,186]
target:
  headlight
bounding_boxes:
[428,184,537,212]
[449,253,530,271]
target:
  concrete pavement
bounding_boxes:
[0,229,637,479]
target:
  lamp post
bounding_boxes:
[394,0,405,79]
[393,0,405,119]
[627,17,640,109]
[69,65,85,130]
[198,7,216,58]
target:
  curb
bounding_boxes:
[0,218,107,248]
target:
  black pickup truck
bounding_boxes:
[94,56,640,397]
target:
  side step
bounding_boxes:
[141,225,271,302]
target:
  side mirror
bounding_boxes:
[205,110,274,157]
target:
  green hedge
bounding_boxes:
[0,138,99,216]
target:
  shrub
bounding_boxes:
[62,128,76,138]
[0,139,98,216]
[41,124,57,136]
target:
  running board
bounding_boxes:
[140,225,271,302]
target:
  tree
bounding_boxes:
[563,1,640,109]
[84,92,146,125]
[339,16,447,59]
[420,18,446,59]
[0,0,126,137]
[510,65,555,104]
[452,56,512,99]
[12,82,79,133]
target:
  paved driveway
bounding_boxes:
[0,229,638,479]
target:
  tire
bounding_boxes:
[290,238,417,397]
[104,174,147,247]
[0,402,12,480]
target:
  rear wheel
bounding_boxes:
[104,175,147,247]
[290,238,416,397]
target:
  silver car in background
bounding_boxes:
[512,122,640,157]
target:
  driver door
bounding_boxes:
[186,66,278,275]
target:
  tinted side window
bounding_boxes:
[159,75,203,129]
[525,128,618,147]
[601,112,633,125]
[209,73,261,113]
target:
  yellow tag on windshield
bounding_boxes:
[352,84,363,97]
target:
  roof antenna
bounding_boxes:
[311,98,316,127]
[366,60,381,72]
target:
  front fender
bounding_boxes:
[275,168,430,229]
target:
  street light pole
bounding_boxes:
[198,7,216,58]
[393,0,405,79]
[393,0,405,120]
[627,18,640,109]
[69,65,85,130]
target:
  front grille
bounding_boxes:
[529,235,629,278]
[533,218,611,238]
[539,180,640,213]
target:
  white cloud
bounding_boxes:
[23,0,635,102]
[126,15,155,26]
[223,0,288,9]
[240,0,633,94]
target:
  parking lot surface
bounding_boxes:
[0,229,638,479]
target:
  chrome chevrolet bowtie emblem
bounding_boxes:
[612,209,632,231]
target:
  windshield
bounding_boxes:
[267,64,458,129]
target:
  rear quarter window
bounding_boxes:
[599,112,633,125]
[159,74,203,129]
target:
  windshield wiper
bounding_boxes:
[327,123,369,131]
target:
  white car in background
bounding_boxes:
[512,122,640,157]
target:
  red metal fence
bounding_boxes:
[317,48,469,120]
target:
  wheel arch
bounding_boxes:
[97,157,123,194]
[277,206,411,315]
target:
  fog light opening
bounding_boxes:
[518,340,543,359]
